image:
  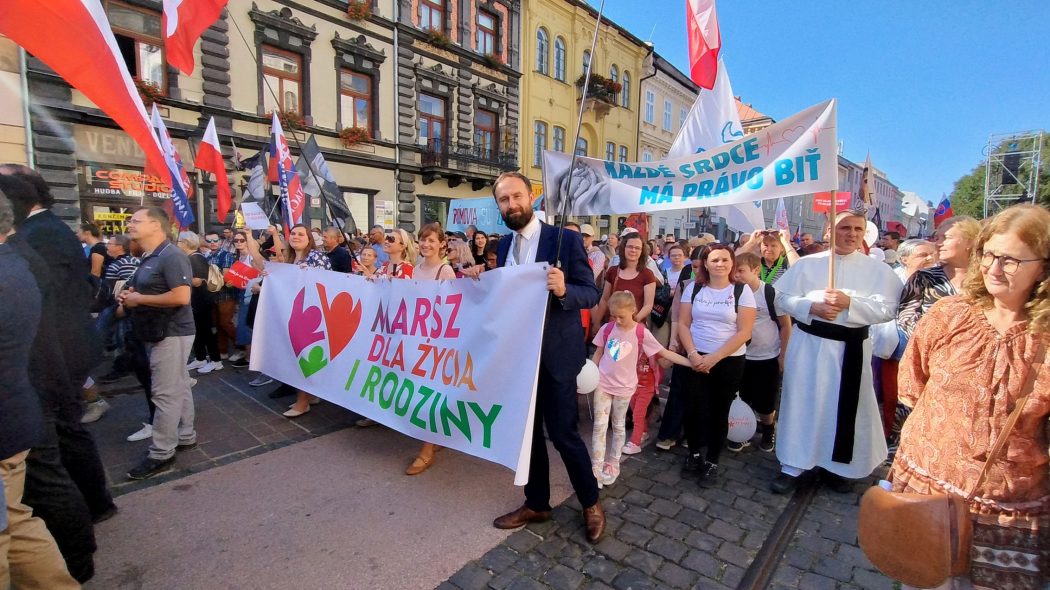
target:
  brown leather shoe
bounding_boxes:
[492,505,552,530]
[584,501,606,543]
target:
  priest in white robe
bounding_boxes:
[771,211,903,493]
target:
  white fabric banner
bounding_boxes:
[240,201,270,230]
[252,262,551,484]
[544,99,837,217]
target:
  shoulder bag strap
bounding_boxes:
[967,340,1045,501]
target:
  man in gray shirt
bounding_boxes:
[119,206,196,480]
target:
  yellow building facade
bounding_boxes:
[519,0,649,237]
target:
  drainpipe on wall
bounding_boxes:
[19,47,34,167]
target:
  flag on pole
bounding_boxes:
[858,152,875,211]
[270,112,306,228]
[194,117,232,222]
[669,58,765,233]
[0,0,166,175]
[933,196,953,228]
[686,0,721,90]
[150,105,195,228]
[774,198,789,231]
[299,135,358,234]
[792,221,802,244]
[162,0,229,75]
[871,206,882,231]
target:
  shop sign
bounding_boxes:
[80,162,173,201]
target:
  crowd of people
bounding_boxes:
[1,162,1046,588]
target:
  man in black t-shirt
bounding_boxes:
[119,207,196,481]
[79,222,111,278]
[322,227,352,273]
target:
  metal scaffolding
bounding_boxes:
[983,130,1043,217]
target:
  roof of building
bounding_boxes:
[736,99,773,125]
[653,53,698,93]
[562,0,652,51]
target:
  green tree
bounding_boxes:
[949,132,1049,219]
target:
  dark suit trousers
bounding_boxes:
[525,366,600,512]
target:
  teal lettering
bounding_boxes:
[378,371,398,409]
[359,365,382,401]
[467,402,502,449]
[343,359,361,391]
[774,159,794,186]
[393,377,414,416]
[411,386,433,429]
[440,398,471,441]
[743,137,760,161]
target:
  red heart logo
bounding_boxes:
[288,288,325,357]
[316,284,362,360]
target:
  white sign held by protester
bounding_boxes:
[240,201,271,230]
[543,100,837,217]
[252,263,550,484]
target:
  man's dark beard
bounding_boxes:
[502,207,533,231]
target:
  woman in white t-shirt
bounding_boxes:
[675,244,756,485]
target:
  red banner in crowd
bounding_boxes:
[223,260,260,289]
[813,191,852,213]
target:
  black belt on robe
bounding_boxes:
[796,319,870,463]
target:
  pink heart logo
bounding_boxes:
[288,288,325,357]
[779,125,807,145]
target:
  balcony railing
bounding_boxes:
[421,139,517,172]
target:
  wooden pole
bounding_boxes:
[827,194,836,290]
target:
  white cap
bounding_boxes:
[579,223,596,236]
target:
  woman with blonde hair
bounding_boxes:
[377,228,416,278]
[446,240,475,277]
[891,204,1049,589]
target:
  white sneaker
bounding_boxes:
[228,350,246,362]
[81,399,110,424]
[186,359,207,371]
[189,378,198,387]
[127,423,152,442]
[198,360,223,374]
[249,375,274,387]
[622,442,642,455]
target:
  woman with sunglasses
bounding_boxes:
[377,228,417,279]
[890,204,1049,590]
[228,231,257,370]
[246,224,331,418]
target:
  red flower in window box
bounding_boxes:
[480,53,503,69]
[339,126,371,148]
[346,0,372,21]
[270,109,306,131]
[134,78,165,107]
[423,29,453,49]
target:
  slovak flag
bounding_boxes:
[150,105,195,228]
[162,0,229,75]
[194,117,232,222]
[0,0,166,176]
[933,197,953,228]
[686,0,721,90]
[271,112,306,228]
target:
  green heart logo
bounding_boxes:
[298,345,328,377]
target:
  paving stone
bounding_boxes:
[649,498,682,518]
[813,555,854,583]
[676,508,713,530]
[526,517,561,537]
[622,490,656,507]
[648,483,680,500]
[851,567,894,589]
[478,547,521,574]
[732,495,767,517]
[601,483,630,499]
[654,561,699,589]
[722,479,756,498]
[702,488,735,506]
[684,530,721,553]
[611,566,658,590]
[782,547,817,570]
[542,564,586,590]
[505,529,543,554]
[794,531,838,555]
[535,535,568,559]
[624,476,654,492]
[706,519,746,543]
[617,522,655,548]
[623,549,663,576]
[772,564,802,587]
[680,549,722,579]
[653,517,692,541]
[487,568,521,590]
[652,469,682,486]
[820,522,857,544]
[580,580,616,590]
[704,501,745,525]
[437,581,460,590]
[594,536,632,561]
[715,543,752,569]
[513,552,553,578]
[690,577,733,590]
[740,529,766,550]
[798,572,838,590]
[581,556,621,584]
[622,506,660,528]
[720,563,745,587]
[834,543,877,571]
[449,564,494,590]
[505,576,548,590]
[648,535,688,562]
[675,491,709,512]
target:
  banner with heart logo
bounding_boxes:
[542,99,838,216]
[252,262,550,484]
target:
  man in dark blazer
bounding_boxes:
[485,172,606,543]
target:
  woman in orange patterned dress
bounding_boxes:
[891,204,1049,590]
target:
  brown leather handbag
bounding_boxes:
[858,342,1044,589]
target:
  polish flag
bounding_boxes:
[686,0,721,90]
[162,0,229,75]
[150,105,195,229]
[194,117,232,222]
[0,0,165,175]
[271,112,306,227]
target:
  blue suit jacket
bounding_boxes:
[498,222,600,382]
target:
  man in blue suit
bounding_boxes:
[486,172,605,543]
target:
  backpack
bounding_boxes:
[206,263,224,292]
[690,281,751,344]
[649,266,673,328]
[600,321,657,380]
[758,282,779,329]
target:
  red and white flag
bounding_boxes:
[162,0,229,75]
[194,117,232,222]
[0,0,165,175]
[686,0,721,90]
[271,112,306,227]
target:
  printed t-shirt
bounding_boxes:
[680,283,755,357]
[592,322,663,397]
[745,283,783,361]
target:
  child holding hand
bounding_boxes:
[590,292,690,486]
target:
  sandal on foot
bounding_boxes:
[405,454,435,475]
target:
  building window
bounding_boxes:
[582,50,591,73]
[107,1,165,90]
[680,107,688,129]
[644,90,655,124]
[575,138,588,157]
[619,146,628,162]
[477,10,497,56]
[420,0,445,32]
[553,37,566,81]
[339,70,372,133]
[609,65,618,83]
[474,109,497,158]
[419,93,446,148]
[262,45,303,114]
[552,126,565,152]
[642,150,653,162]
[535,28,549,75]
[605,142,615,161]
[663,99,672,131]
[533,121,548,166]
[621,72,630,108]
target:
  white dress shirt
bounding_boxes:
[507,215,542,266]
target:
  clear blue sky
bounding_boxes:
[587,0,1050,205]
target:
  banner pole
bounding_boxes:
[828,192,836,290]
[553,0,607,265]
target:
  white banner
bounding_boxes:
[240,201,270,230]
[252,263,551,484]
[543,100,837,216]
